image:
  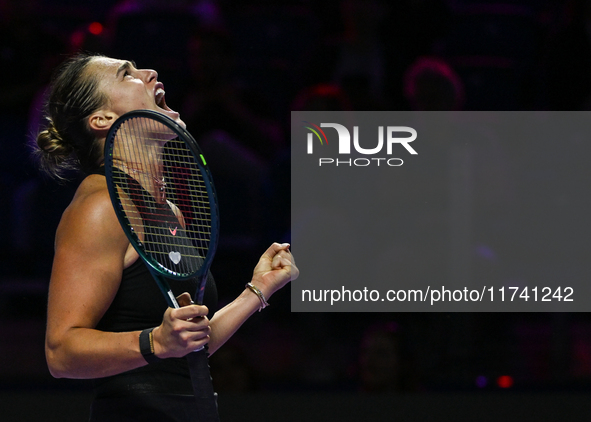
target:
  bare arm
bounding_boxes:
[207,243,298,355]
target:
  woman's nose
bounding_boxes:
[141,69,158,83]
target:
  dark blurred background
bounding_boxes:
[2,0,591,420]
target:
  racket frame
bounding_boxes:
[104,109,220,307]
[104,109,221,421]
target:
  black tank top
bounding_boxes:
[89,167,218,397]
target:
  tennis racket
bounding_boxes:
[104,109,220,421]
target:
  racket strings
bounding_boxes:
[111,116,213,277]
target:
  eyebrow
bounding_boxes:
[116,60,137,78]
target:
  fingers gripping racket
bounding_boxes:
[104,110,220,421]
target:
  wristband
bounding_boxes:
[139,327,160,363]
[245,282,269,312]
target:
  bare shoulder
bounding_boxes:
[56,174,127,252]
[65,174,111,218]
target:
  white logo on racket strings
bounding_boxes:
[169,251,182,264]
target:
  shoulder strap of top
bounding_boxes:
[88,166,106,176]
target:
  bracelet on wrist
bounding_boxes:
[245,282,269,312]
[139,327,161,363]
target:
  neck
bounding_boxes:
[116,161,167,203]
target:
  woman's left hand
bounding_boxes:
[251,242,299,297]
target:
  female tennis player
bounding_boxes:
[35,54,298,421]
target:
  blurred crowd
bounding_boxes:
[1,0,591,394]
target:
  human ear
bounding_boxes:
[88,111,118,132]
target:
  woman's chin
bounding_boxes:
[156,106,185,128]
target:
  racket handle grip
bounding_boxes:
[186,348,220,422]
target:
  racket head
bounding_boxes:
[104,109,219,285]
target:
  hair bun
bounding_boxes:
[33,119,77,178]
[36,119,73,157]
